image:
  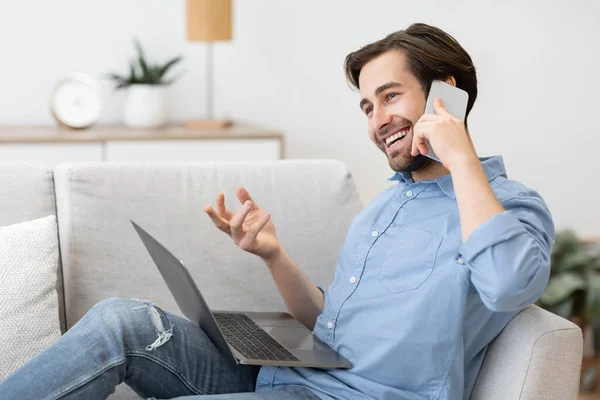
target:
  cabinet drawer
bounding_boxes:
[105,139,281,162]
[0,143,103,166]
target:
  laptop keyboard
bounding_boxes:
[213,313,300,362]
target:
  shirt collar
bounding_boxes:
[387,156,507,199]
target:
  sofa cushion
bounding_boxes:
[0,215,61,379]
[54,160,363,329]
[0,162,65,333]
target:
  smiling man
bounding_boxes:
[303,22,554,398]
[0,23,554,400]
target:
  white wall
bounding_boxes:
[0,0,598,235]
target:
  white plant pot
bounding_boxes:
[123,84,169,128]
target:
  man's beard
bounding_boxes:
[387,142,430,173]
[377,117,431,173]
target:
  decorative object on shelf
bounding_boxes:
[49,72,102,129]
[186,0,234,129]
[108,38,183,128]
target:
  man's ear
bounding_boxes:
[444,76,457,86]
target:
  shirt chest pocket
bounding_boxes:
[380,227,443,293]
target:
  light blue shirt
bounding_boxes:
[256,156,554,399]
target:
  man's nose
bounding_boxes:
[372,106,392,133]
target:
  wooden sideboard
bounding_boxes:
[0,125,284,166]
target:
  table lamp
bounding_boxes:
[186,0,233,129]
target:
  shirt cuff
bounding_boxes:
[459,211,527,262]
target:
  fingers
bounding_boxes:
[236,186,255,206]
[412,121,428,156]
[417,113,438,122]
[203,205,231,234]
[433,97,451,117]
[411,129,418,156]
[411,133,426,156]
[230,200,253,240]
[240,212,271,250]
[206,188,261,242]
[215,193,234,219]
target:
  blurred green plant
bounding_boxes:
[537,230,600,322]
[108,38,183,89]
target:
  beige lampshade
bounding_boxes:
[187,0,232,42]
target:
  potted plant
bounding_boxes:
[108,38,182,128]
[537,230,600,392]
[538,231,600,327]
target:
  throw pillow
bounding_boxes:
[0,215,61,379]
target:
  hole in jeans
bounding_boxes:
[131,298,174,351]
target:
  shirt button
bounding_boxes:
[327,321,334,329]
[371,230,379,237]
[406,190,413,197]
[457,257,465,265]
[349,276,357,284]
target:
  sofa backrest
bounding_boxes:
[53,160,363,329]
[0,163,66,332]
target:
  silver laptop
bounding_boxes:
[131,220,352,369]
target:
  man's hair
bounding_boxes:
[344,23,478,122]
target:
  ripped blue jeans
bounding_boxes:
[0,298,319,400]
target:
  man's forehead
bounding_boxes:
[358,50,412,96]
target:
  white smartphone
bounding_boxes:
[422,80,469,162]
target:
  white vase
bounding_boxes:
[123,84,169,128]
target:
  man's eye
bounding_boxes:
[365,105,373,115]
[386,92,399,101]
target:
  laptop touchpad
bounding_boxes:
[261,326,315,351]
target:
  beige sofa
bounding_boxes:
[0,160,583,399]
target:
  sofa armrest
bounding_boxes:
[471,305,583,400]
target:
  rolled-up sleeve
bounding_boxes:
[459,195,555,312]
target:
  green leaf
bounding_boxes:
[133,37,154,82]
[133,37,145,61]
[106,72,128,90]
[150,65,163,84]
[156,56,182,82]
[587,246,600,271]
[163,70,186,85]
[106,73,124,81]
[552,230,581,258]
[107,38,182,88]
[539,272,586,306]
[587,270,600,318]
[139,56,150,80]
[546,298,574,320]
[559,251,592,273]
[129,62,137,83]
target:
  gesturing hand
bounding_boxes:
[203,186,280,260]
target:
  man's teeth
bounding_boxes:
[385,129,409,145]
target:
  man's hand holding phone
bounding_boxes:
[412,97,477,172]
[203,187,281,261]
